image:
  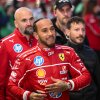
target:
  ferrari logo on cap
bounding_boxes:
[59,53,65,61]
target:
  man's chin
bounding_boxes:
[24,31,33,35]
[62,19,68,25]
[76,41,83,44]
[47,43,55,48]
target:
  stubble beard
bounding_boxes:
[24,26,34,35]
[39,37,55,48]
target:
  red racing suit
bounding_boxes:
[84,14,100,51]
[0,28,37,100]
[8,44,91,100]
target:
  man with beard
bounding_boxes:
[52,0,72,45]
[7,18,91,100]
[65,16,100,100]
[0,7,37,100]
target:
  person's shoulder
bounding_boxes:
[84,45,97,55]
[0,33,14,48]
[17,46,38,60]
[1,32,15,43]
[84,45,94,52]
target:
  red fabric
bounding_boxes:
[8,44,91,100]
[27,0,36,3]
[84,14,100,50]
[0,28,37,100]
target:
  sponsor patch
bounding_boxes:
[60,66,67,74]
[59,53,65,61]
[48,51,54,56]
[13,44,23,53]
[38,79,47,85]
[34,56,44,66]
[36,69,46,78]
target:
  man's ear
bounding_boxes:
[53,9,57,17]
[14,20,18,28]
[33,32,39,40]
[65,29,70,37]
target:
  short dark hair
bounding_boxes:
[66,16,85,29]
[33,18,44,32]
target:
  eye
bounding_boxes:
[75,29,79,31]
[50,26,55,31]
[59,9,64,13]
[82,28,85,32]
[42,29,47,33]
[22,19,27,22]
[30,17,34,21]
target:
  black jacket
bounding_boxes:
[51,17,67,45]
[51,17,89,45]
[66,41,100,100]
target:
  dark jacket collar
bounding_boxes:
[67,41,84,52]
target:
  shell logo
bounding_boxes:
[36,69,46,78]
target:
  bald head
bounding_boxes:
[14,7,34,36]
[14,7,33,20]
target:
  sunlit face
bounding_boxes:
[67,22,86,44]
[15,10,34,35]
[54,5,72,25]
[35,19,56,48]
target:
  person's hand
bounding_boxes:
[45,77,71,93]
[29,90,47,100]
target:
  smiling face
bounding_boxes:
[34,19,56,48]
[67,22,86,44]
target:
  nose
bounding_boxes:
[64,11,71,17]
[64,11,68,16]
[79,29,85,36]
[48,30,53,36]
[26,20,31,26]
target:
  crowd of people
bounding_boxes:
[0,0,100,100]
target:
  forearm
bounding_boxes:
[8,80,26,100]
[71,71,91,91]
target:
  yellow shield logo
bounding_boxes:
[59,53,65,61]
[36,69,46,78]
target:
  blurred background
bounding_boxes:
[0,0,100,39]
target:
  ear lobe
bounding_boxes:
[53,10,56,17]
[33,32,39,40]
[65,29,70,37]
[14,20,18,28]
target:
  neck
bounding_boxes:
[68,38,77,45]
[25,35,30,41]
[22,33,30,41]
[38,42,49,49]
[56,20,66,33]
[38,42,55,50]
[67,40,83,51]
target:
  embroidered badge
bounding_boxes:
[36,69,46,78]
[34,56,44,66]
[13,44,23,53]
[59,53,65,61]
